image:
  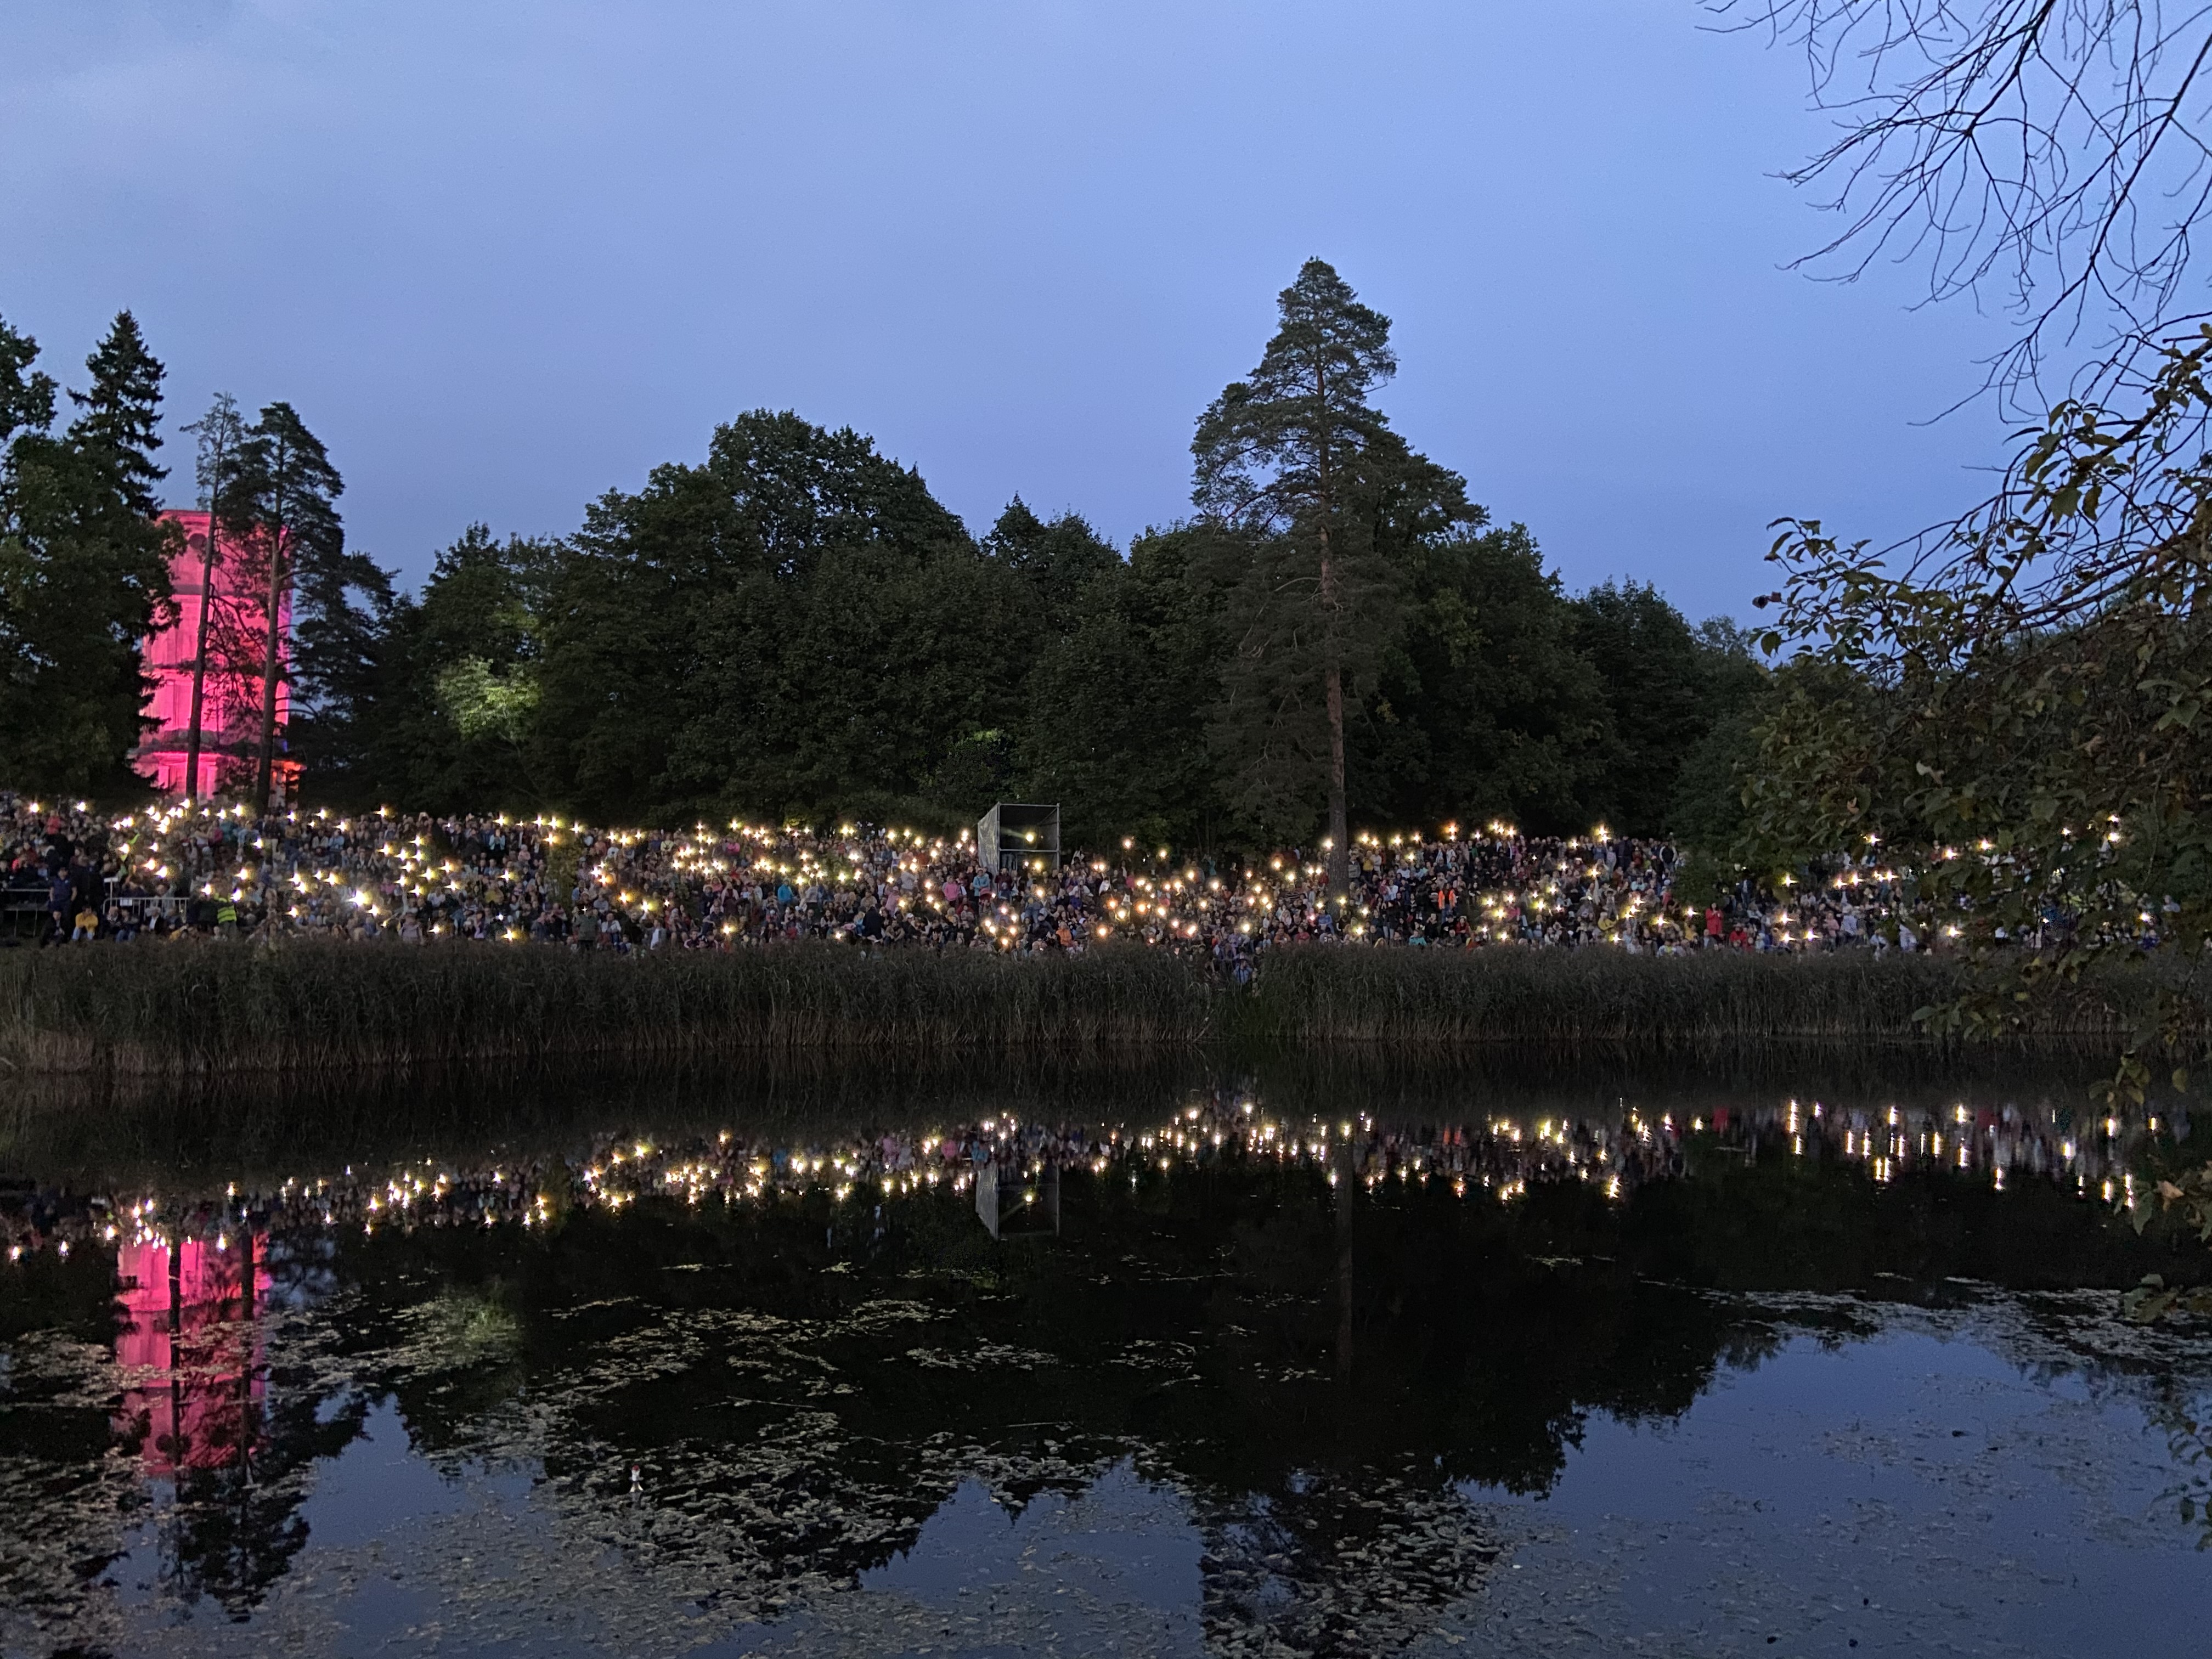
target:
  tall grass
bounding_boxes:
[0,940,1209,1075]
[0,939,2149,1077]
[1237,945,2141,1047]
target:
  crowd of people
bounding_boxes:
[1,789,1922,963]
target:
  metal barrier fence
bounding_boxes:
[0,880,189,941]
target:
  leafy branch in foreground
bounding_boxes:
[1745,324,2212,1109]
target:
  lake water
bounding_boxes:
[2,1056,2209,1658]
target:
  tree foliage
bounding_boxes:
[212,401,347,806]
[1016,524,1232,852]
[1372,527,1613,834]
[1720,6,2212,1160]
[1750,331,2212,1094]
[1192,259,1477,888]
[0,311,175,797]
[526,410,1009,824]
[0,268,1761,862]
[239,321,1757,850]
[281,396,1756,849]
[1571,585,1767,839]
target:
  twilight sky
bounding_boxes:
[1,1,2019,622]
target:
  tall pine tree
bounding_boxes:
[218,402,343,807]
[180,392,246,798]
[1194,260,1456,889]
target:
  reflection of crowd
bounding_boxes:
[4,792,1935,962]
[3,1089,2169,1263]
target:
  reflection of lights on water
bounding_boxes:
[3,1081,2171,1281]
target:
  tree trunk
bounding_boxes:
[183,528,215,801]
[1324,653,1348,894]
[1333,1137,1356,1381]
[238,1227,258,1480]
[253,518,284,810]
[1312,346,1350,900]
[1318,523,1349,898]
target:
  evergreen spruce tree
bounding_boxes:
[287,534,402,803]
[67,311,167,518]
[0,311,175,795]
[0,315,50,782]
[0,314,55,447]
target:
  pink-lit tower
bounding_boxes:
[114,1232,269,1478]
[134,509,291,800]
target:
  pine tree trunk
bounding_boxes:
[1312,341,1351,902]
[1333,1137,1356,1380]
[253,522,284,809]
[184,543,212,800]
[1318,525,1350,899]
[1325,654,1348,895]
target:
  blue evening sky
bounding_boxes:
[1,2,2021,622]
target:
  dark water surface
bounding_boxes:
[3,1054,2209,1658]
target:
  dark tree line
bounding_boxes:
[4,268,1769,856]
[0,311,176,796]
[0,310,362,807]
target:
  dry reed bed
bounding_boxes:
[0,940,2145,1076]
[0,940,1207,1075]
[1238,946,2132,1046]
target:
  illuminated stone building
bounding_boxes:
[133,509,292,800]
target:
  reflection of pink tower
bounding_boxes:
[133,509,292,800]
[114,1235,268,1477]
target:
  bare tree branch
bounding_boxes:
[1716,2,2212,407]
